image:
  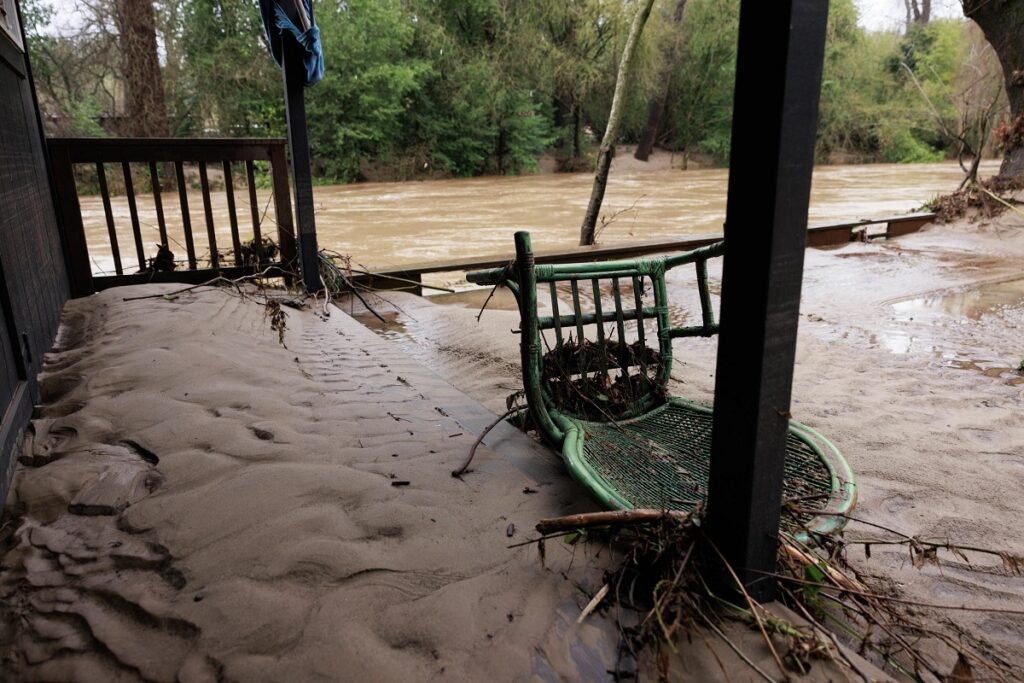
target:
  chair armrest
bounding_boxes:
[466,267,506,286]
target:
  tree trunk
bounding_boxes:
[905,0,931,31]
[635,0,688,162]
[579,0,656,246]
[963,0,1024,180]
[114,0,169,138]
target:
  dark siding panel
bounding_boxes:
[0,305,17,410]
[0,8,71,504]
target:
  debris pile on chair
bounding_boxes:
[542,338,666,420]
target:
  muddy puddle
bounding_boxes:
[891,278,1024,322]
[879,278,1024,385]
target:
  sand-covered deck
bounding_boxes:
[350,214,1024,671]
[0,282,624,680]
[3,277,854,681]
[1,213,1022,680]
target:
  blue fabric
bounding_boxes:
[260,0,324,86]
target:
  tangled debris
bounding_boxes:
[240,236,280,268]
[542,338,666,420]
[525,506,1024,682]
[928,176,1024,223]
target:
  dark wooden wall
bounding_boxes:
[0,0,70,505]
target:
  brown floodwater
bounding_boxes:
[80,160,999,277]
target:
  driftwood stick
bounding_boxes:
[450,407,525,478]
[535,509,689,535]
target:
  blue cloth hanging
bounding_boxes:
[259,0,324,86]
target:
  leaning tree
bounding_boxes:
[963,0,1024,180]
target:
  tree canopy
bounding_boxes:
[25,0,1011,184]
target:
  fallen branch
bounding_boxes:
[121,266,284,302]
[450,406,526,478]
[534,509,689,535]
[577,583,610,624]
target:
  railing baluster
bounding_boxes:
[222,161,242,266]
[632,275,647,375]
[268,144,297,275]
[95,162,123,276]
[175,161,197,269]
[148,161,168,247]
[245,160,263,265]
[591,278,607,372]
[198,162,218,269]
[570,280,585,344]
[548,281,563,347]
[696,259,715,332]
[611,277,628,369]
[121,162,145,271]
[591,279,605,346]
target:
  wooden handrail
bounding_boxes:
[47,137,298,297]
[46,137,285,163]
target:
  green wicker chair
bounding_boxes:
[467,231,856,537]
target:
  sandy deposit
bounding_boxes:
[0,277,880,680]
[350,210,1024,672]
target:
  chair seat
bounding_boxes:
[555,398,856,537]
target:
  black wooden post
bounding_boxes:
[281,38,321,293]
[705,0,830,602]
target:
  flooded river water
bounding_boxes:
[80,160,999,277]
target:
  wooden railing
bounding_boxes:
[48,137,297,297]
[355,212,937,295]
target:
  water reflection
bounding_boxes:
[891,278,1024,322]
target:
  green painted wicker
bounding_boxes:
[467,231,856,537]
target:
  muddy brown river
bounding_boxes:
[80,160,999,278]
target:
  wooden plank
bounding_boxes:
[95,162,123,275]
[245,160,263,263]
[705,0,831,603]
[148,161,168,246]
[281,43,320,292]
[198,161,218,269]
[46,137,282,163]
[121,161,146,270]
[92,264,288,291]
[174,161,197,269]
[48,145,93,296]
[222,161,242,266]
[268,145,297,277]
[887,215,933,237]
[806,225,852,248]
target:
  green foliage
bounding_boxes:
[305,0,430,181]
[670,0,739,164]
[165,0,283,137]
[25,0,1008,180]
[881,129,945,162]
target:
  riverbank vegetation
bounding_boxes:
[24,0,1012,183]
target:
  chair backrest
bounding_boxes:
[467,231,724,444]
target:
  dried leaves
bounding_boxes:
[542,338,666,420]
[265,299,288,347]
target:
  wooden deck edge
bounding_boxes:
[355,213,936,293]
